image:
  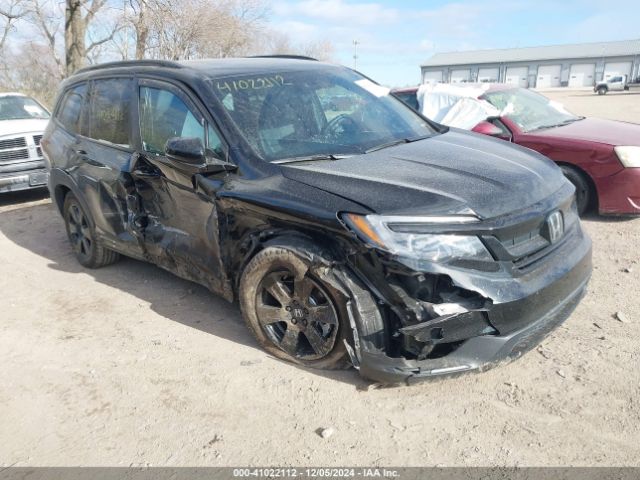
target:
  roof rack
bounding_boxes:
[247,55,319,61]
[75,59,183,75]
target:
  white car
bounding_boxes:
[0,92,50,193]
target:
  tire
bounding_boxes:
[63,192,120,268]
[239,246,351,370]
[560,165,592,216]
[597,86,607,95]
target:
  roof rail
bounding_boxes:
[247,55,319,61]
[75,59,183,75]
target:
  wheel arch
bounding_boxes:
[235,230,387,366]
[49,168,93,223]
[231,229,342,295]
[556,161,599,211]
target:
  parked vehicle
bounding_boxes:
[393,84,640,216]
[0,92,50,193]
[43,58,591,384]
[594,74,640,95]
[390,86,420,111]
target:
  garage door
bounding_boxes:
[604,62,632,80]
[569,63,595,87]
[537,64,561,88]
[505,67,528,88]
[478,67,499,83]
[450,69,470,84]
[423,70,443,84]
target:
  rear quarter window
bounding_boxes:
[56,84,87,134]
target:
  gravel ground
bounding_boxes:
[1,90,639,467]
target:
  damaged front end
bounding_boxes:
[339,186,592,384]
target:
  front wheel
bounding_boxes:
[597,86,607,95]
[239,246,350,370]
[560,165,592,216]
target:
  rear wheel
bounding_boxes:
[560,165,592,216]
[239,246,350,370]
[63,193,120,268]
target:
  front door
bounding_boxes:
[130,79,230,296]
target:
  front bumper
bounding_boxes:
[0,167,48,193]
[359,276,588,384]
[596,167,640,215]
[354,216,592,384]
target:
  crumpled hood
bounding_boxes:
[528,117,640,146]
[0,118,49,138]
[281,130,567,219]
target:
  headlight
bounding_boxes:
[614,146,640,168]
[342,213,492,263]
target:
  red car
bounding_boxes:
[392,85,640,216]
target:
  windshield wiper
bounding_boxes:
[528,117,585,132]
[365,135,430,154]
[273,153,349,165]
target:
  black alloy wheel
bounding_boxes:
[63,193,120,268]
[65,199,94,263]
[255,271,339,360]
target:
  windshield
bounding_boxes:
[208,68,437,162]
[482,88,581,132]
[0,95,50,121]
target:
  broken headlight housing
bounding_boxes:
[342,213,493,263]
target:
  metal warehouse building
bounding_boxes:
[420,39,640,88]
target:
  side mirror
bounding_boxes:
[472,120,513,141]
[165,137,205,165]
[472,121,504,136]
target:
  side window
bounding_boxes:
[139,86,206,155]
[87,79,132,146]
[57,84,87,134]
[207,123,224,159]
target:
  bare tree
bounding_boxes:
[140,0,268,60]
[131,0,148,59]
[1,0,335,105]
[260,30,335,62]
[27,0,65,78]
[65,0,122,74]
[0,0,28,51]
[3,42,62,106]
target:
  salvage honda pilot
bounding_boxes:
[42,57,592,384]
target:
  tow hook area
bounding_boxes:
[399,295,494,345]
[379,270,497,361]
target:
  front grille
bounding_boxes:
[0,137,27,149]
[480,199,578,272]
[499,226,549,258]
[0,135,44,162]
[512,223,575,272]
[0,149,29,161]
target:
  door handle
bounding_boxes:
[75,148,87,155]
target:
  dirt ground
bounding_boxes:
[1,90,639,467]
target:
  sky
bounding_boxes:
[271,0,640,87]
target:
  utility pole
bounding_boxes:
[353,40,359,70]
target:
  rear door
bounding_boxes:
[77,77,147,258]
[130,78,230,294]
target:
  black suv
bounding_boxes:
[42,57,592,384]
